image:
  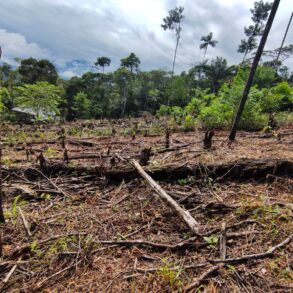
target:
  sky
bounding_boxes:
[0,0,292,78]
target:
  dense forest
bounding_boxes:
[0,1,292,131]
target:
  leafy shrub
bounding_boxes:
[198,99,233,129]
[183,115,195,132]
[156,105,172,116]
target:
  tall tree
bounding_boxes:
[94,57,111,73]
[18,58,58,84]
[229,0,280,141]
[0,47,5,235]
[161,6,184,75]
[238,0,272,62]
[274,12,293,68]
[120,53,141,117]
[120,53,140,73]
[200,32,218,60]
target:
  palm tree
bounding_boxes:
[202,57,236,93]
[200,32,218,61]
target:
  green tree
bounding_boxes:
[161,6,184,75]
[73,92,91,119]
[229,0,280,141]
[120,53,141,117]
[18,58,58,84]
[202,57,236,93]
[120,53,140,73]
[15,81,62,116]
[94,57,111,73]
[200,32,218,60]
[238,0,272,62]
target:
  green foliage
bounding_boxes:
[254,66,276,88]
[73,92,91,119]
[198,99,234,129]
[120,53,140,73]
[203,235,219,247]
[15,81,62,118]
[18,58,58,84]
[183,115,195,131]
[271,82,293,111]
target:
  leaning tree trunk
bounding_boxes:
[229,0,280,141]
[274,11,293,68]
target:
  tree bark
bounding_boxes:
[229,0,280,141]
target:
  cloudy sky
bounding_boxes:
[0,0,292,78]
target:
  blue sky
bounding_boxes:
[0,0,292,78]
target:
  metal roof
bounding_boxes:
[12,107,55,120]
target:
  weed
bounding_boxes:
[203,235,219,247]
[156,258,183,290]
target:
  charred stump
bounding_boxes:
[203,130,215,150]
[139,148,152,166]
[165,127,171,149]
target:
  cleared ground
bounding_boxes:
[0,119,292,292]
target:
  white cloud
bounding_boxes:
[0,29,48,64]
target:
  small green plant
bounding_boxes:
[30,240,43,257]
[183,115,195,132]
[40,193,51,201]
[156,258,183,290]
[44,147,58,157]
[203,235,219,247]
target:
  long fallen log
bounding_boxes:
[2,159,293,182]
[130,159,201,235]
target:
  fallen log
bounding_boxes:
[130,159,201,235]
[2,159,293,183]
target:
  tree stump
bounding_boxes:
[203,130,215,150]
[139,148,152,166]
[165,127,170,149]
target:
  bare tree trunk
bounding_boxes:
[0,140,5,224]
[229,0,280,141]
[274,12,293,67]
[203,47,207,61]
[172,35,180,76]
[168,35,180,106]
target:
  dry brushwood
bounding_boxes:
[209,233,293,263]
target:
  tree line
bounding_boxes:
[0,0,292,129]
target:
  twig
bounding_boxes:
[18,207,32,237]
[3,257,22,283]
[10,232,88,257]
[184,265,220,292]
[32,168,69,198]
[219,222,226,260]
[210,234,293,263]
[31,261,80,292]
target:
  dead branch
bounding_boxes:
[219,222,226,260]
[184,265,220,292]
[130,159,202,235]
[210,234,293,264]
[2,257,22,284]
[18,207,32,237]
